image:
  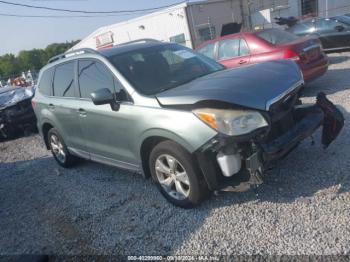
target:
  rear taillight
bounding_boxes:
[283,49,300,61]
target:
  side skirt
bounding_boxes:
[68,147,142,173]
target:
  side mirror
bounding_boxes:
[334,25,345,32]
[91,88,114,105]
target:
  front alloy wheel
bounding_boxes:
[149,140,208,208]
[155,154,190,200]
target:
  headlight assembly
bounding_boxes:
[193,108,268,136]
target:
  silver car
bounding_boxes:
[32,40,343,207]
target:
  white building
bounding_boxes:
[72,0,244,50]
[245,0,350,29]
[72,0,350,51]
[318,0,350,17]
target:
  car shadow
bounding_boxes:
[328,55,349,65]
[326,48,350,55]
[1,103,349,255]
[303,68,350,98]
[0,126,38,143]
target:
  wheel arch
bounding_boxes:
[138,129,198,178]
[41,122,54,149]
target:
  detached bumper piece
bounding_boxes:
[316,92,344,148]
[260,105,323,162]
[196,93,344,192]
[261,92,344,161]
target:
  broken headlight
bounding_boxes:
[193,108,268,136]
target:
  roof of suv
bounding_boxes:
[48,40,167,64]
[99,41,166,57]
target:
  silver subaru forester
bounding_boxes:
[33,39,343,207]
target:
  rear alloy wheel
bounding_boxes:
[48,128,77,168]
[149,140,208,208]
[50,134,66,164]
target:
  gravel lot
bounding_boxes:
[1,52,350,256]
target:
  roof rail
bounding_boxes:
[117,38,161,46]
[47,48,99,64]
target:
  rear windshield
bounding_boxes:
[255,29,299,45]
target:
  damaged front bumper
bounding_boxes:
[196,93,344,191]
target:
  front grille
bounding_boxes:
[265,92,299,142]
[266,111,295,142]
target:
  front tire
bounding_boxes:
[149,140,208,208]
[48,128,77,168]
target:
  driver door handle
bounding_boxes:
[78,108,87,117]
[239,60,248,65]
[48,103,55,111]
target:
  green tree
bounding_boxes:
[17,49,46,72]
[45,40,80,61]
[0,54,20,79]
[0,40,80,80]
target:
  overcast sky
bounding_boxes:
[0,0,184,55]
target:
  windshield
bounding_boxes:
[108,44,224,95]
[255,29,299,45]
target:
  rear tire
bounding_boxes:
[149,140,209,208]
[48,128,77,168]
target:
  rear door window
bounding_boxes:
[53,61,75,97]
[197,43,216,59]
[218,39,240,60]
[218,38,249,60]
[239,39,250,56]
[78,60,117,99]
[38,67,54,96]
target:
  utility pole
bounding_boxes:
[208,17,213,40]
[247,0,253,30]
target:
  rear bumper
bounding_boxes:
[300,56,329,82]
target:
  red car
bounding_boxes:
[196,28,329,82]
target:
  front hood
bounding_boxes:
[156,60,303,111]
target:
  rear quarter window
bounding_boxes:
[38,67,54,96]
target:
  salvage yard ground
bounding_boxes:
[1,52,350,255]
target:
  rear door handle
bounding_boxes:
[78,108,87,117]
[239,60,247,64]
[48,103,55,110]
